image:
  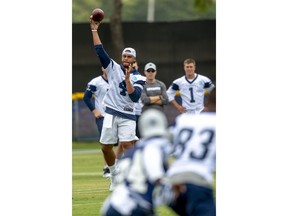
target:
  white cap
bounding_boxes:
[139,109,168,138]
[144,62,157,71]
[122,47,136,57]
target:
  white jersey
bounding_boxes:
[167,112,216,185]
[134,100,143,116]
[167,74,214,113]
[104,60,146,118]
[86,75,109,115]
[134,75,146,116]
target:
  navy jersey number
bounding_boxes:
[189,87,195,103]
[119,81,127,96]
[178,128,215,160]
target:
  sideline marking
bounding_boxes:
[72,149,102,155]
[72,172,102,176]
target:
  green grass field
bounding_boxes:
[72,141,177,216]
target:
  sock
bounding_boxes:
[108,164,116,175]
[115,159,119,166]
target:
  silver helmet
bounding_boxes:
[139,109,168,138]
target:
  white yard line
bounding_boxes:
[72,149,102,154]
[72,172,103,176]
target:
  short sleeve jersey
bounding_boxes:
[167,112,216,184]
[104,60,146,119]
[86,75,109,115]
[167,74,213,113]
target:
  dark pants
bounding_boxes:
[104,204,155,216]
[169,184,216,216]
[135,114,141,138]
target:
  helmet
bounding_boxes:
[138,109,168,138]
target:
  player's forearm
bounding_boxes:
[126,79,134,94]
[171,100,181,109]
[83,92,95,111]
[91,26,102,45]
[171,100,186,113]
[92,109,103,118]
[128,86,142,102]
[92,32,101,45]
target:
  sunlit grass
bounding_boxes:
[72,142,215,215]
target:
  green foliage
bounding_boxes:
[72,0,216,23]
[72,0,113,23]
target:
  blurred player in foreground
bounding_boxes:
[83,67,111,177]
[90,18,146,191]
[100,109,173,216]
[167,88,216,216]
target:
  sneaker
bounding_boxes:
[109,168,120,192]
[103,167,111,178]
[109,181,115,192]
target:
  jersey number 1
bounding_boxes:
[189,87,195,103]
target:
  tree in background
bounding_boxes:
[72,0,216,23]
[195,0,215,12]
[72,0,215,62]
[109,0,124,62]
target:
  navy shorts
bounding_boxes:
[169,183,216,216]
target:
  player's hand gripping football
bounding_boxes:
[90,16,100,31]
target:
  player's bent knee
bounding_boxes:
[101,144,114,153]
[120,141,134,152]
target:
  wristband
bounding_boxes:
[91,29,97,32]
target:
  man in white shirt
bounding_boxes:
[167,58,215,114]
[89,17,146,191]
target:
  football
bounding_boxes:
[91,8,104,22]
